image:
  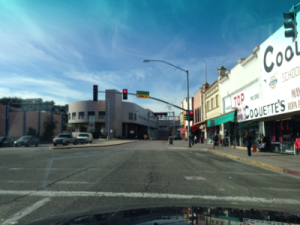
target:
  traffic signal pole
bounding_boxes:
[186,70,191,147]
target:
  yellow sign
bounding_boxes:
[137,94,149,98]
[144,134,148,139]
[173,129,176,133]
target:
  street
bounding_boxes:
[1,141,300,224]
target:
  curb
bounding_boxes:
[207,149,300,177]
[49,140,139,150]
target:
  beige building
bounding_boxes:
[200,66,227,144]
[180,97,193,140]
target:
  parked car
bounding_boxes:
[14,136,39,147]
[0,136,14,147]
[76,133,93,144]
[53,133,77,146]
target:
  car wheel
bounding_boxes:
[73,141,77,145]
[35,143,38,147]
[26,144,29,147]
[90,141,92,144]
[54,144,57,146]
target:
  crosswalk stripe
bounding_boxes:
[0,190,298,204]
[2,198,50,225]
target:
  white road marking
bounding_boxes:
[0,190,299,204]
[185,176,206,180]
[2,198,50,225]
[4,181,89,184]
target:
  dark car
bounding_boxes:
[0,136,14,147]
[53,133,77,146]
[14,136,39,147]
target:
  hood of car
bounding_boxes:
[25,204,299,225]
[53,138,68,141]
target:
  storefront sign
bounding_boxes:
[223,81,259,113]
[260,19,300,116]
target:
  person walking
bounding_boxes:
[213,133,219,147]
[245,132,253,156]
[194,135,197,144]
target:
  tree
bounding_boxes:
[0,97,22,107]
[43,116,58,141]
[27,127,37,136]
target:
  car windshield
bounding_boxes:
[18,136,31,141]
[58,135,71,138]
[2,1,300,224]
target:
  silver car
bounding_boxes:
[76,133,93,144]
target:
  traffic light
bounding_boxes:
[189,110,194,121]
[284,6,297,40]
[123,89,128,100]
[93,85,98,101]
[184,113,188,120]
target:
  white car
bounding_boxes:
[76,133,93,144]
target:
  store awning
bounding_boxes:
[180,128,187,133]
[207,111,235,127]
[191,124,200,131]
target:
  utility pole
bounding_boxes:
[107,99,110,140]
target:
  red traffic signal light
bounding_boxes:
[189,110,193,115]
[123,89,128,100]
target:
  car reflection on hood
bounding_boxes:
[26,204,300,225]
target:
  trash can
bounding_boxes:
[168,136,173,145]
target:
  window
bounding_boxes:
[207,101,209,111]
[79,112,84,119]
[129,113,133,120]
[72,112,76,120]
[88,111,95,120]
[134,113,136,120]
[68,113,70,120]
[98,111,105,119]
[216,95,219,106]
[211,98,214,109]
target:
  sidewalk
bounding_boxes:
[171,140,300,177]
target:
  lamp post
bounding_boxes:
[143,59,191,147]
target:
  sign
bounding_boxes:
[210,120,215,126]
[173,129,176,133]
[144,134,148,139]
[153,112,168,116]
[260,17,300,114]
[223,81,259,113]
[88,116,95,130]
[136,91,150,98]
[110,129,113,133]
[130,130,134,134]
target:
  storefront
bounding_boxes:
[236,22,300,154]
[206,111,235,145]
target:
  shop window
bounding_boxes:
[79,112,84,119]
[98,111,105,119]
[129,113,133,120]
[72,112,76,120]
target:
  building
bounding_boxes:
[237,21,300,154]
[219,46,262,148]
[190,88,203,142]
[180,97,193,140]
[0,104,63,140]
[68,89,159,139]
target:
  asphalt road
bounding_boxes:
[1,141,300,224]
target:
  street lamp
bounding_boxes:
[143,59,191,147]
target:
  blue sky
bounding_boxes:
[0,0,296,115]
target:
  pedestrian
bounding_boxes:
[245,132,253,156]
[194,135,197,144]
[213,132,219,147]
